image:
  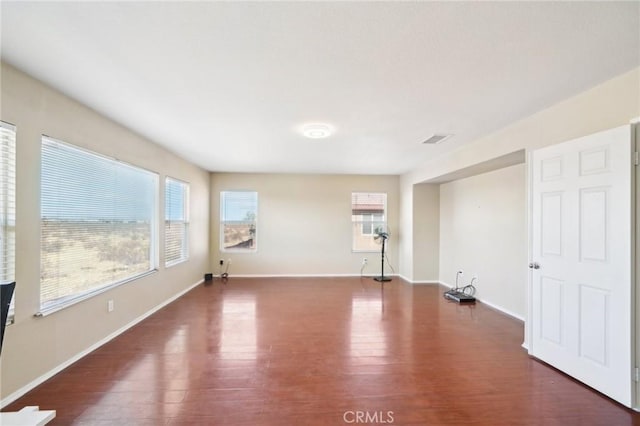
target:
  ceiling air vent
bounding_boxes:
[422,134,453,145]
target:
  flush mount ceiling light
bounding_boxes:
[302,123,333,139]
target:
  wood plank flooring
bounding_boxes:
[3,277,638,425]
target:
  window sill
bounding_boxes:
[35,269,158,318]
[165,257,189,268]
[220,248,257,254]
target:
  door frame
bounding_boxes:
[524,121,638,409]
[524,148,534,352]
[633,118,639,410]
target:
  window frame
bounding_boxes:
[39,136,159,316]
[351,192,387,253]
[220,191,258,253]
[361,212,384,236]
[164,176,190,267]
[1,121,16,324]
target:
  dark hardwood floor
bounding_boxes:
[3,277,638,425]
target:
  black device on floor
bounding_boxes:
[444,290,476,303]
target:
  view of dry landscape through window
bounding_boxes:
[221,191,257,251]
[41,220,151,305]
[40,138,157,310]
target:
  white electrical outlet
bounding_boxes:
[362,258,368,265]
[107,299,114,312]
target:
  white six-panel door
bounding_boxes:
[530,125,633,407]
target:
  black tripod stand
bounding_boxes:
[373,234,391,282]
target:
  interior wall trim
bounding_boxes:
[227,274,399,279]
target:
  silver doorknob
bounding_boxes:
[528,262,540,269]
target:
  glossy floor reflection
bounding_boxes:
[4,277,638,425]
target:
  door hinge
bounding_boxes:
[634,152,639,166]
[635,367,639,382]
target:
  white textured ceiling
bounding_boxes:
[1,2,639,175]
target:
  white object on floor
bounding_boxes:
[0,406,56,426]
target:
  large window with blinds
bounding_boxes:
[40,137,158,313]
[1,122,16,319]
[220,191,257,252]
[165,177,189,266]
[352,192,387,252]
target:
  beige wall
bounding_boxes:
[412,183,439,282]
[401,67,640,314]
[210,173,399,276]
[398,177,413,281]
[0,63,210,401]
[439,164,527,318]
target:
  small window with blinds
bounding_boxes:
[165,177,189,267]
[1,122,16,321]
[220,191,257,252]
[352,192,387,252]
[40,136,158,313]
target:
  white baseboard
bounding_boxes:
[0,279,203,409]
[369,274,438,284]
[229,273,363,278]
[477,298,525,322]
[228,273,401,279]
[230,273,440,284]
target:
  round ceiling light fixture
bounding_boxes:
[302,123,333,139]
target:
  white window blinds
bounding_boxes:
[0,122,16,284]
[165,177,189,266]
[220,191,257,251]
[40,137,158,312]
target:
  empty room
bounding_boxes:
[1,1,639,425]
